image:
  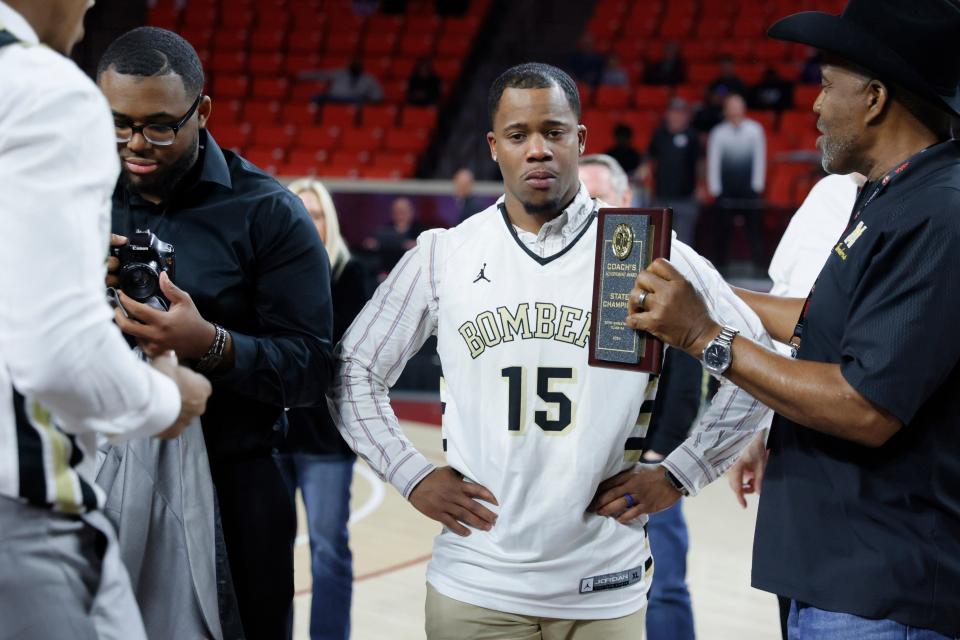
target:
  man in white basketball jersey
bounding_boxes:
[330,63,773,639]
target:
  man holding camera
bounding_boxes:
[0,2,212,639]
[98,27,334,638]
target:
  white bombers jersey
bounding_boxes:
[330,185,773,620]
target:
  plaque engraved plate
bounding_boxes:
[588,208,673,373]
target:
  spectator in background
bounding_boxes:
[749,67,794,111]
[305,58,383,106]
[707,93,767,271]
[643,98,703,245]
[406,58,442,106]
[277,179,370,640]
[600,53,629,87]
[604,123,643,177]
[453,168,481,222]
[566,32,605,86]
[645,41,687,86]
[363,196,425,274]
[708,55,747,98]
[692,85,727,138]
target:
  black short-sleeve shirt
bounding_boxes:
[752,140,960,637]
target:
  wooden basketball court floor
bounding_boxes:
[290,418,782,639]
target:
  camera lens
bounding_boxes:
[119,263,160,301]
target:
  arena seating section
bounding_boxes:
[582,0,844,209]
[147,0,490,179]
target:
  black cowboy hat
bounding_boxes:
[768,0,960,116]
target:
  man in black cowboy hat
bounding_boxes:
[623,1,960,638]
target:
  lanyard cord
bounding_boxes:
[787,156,921,357]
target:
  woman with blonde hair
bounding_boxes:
[276,178,369,640]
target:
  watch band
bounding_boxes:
[664,468,690,497]
[716,325,739,348]
[195,323,227,373]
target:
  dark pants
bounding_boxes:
[213,454,298,640]
[713,194,765,270]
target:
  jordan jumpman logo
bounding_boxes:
[473,263,491,283]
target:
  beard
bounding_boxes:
[122,137,199,202]
[818,127,857,174]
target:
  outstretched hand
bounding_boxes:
[409,466,499,537]
[625,258,720,357]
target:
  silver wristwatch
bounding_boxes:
[702,325,739,377]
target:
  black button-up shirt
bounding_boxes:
[753,139,960,637]
[111,131,333,461]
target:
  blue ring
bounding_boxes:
[624,493,636,508]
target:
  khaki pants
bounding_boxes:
[425,583,646,640]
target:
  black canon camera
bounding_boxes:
[110,230,176,311]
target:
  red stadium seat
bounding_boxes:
[281,103,320,127]
[244,148,283,175]
[251,30,286,53]
[286,53,322,76]
[213,75,250,100]
[362,105,399,128]
[182,6,217,29]
[213,30,249,52]
[399,33,435,58]
[252,125,296,148]
[442,16,481,38]
[392,57,417,81]
[180,28,213,51]
[384,129,428,153]
[221,8,254,30]
[633,86,671,110]
[363,33,398,57]
[319,164,360,179]
[326,32,361,56]
[320,104,359,128]
[287,148,329,166]
[339,127,384,151]
[794,85,821,110]
[361,166,404,180]
[400,106,437,129]
[436,33,471,57]
[406,15,442,36]
[594,86,631,110]
[780,110,818,141]
[373,151,416,172]
[330,150,371,166]
[288,31,324,55]
[252,78,290,101]
[244,100,281,125]
[210,51,247,74]
[209,124,251,150]
[248,53,284,75]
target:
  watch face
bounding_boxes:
[704,343,730,370]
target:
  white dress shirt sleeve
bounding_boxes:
[660,240,775,495]
[0,53,180,442]
[329,231,441,498]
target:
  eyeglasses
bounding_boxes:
[114,94,203,147]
